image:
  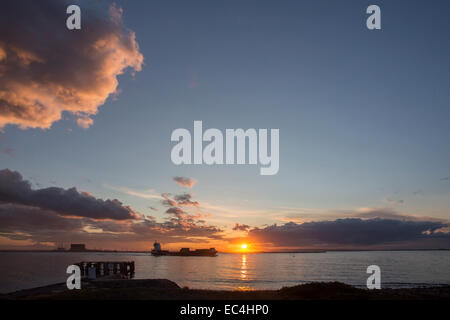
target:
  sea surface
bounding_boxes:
[0,250,449,294]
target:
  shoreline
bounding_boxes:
[2,279,450,300]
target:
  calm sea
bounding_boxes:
[0,251,449,294]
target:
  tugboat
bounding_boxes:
[151,241,217,257]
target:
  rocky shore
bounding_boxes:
[2,279,450,300]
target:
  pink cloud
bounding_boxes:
[173,176,197,188]
[0,1,143,130]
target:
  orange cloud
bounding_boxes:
[0,1,143,130]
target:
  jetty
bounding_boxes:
[75,261,135,279]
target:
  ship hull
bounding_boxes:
[151,250,217,257]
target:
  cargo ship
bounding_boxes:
[151,241,217,257]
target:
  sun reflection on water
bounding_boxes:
[240,254,247,279]
[237,254,252,291]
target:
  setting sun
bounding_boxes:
[241,244,248,250]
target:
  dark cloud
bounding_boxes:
[232,223,251,232]
[160,193,176,207]
[0,169,137,220]
[0,203,83,235]
[162,192,199,207]
[441,177,450,181]
[249,218,450,248]
[0,169,223,249]
[166,207,185,216]
[161,191,217,232]
[165,205,211,229]
[0,203,222,249]
[173,193,199,207]
[130,217,222,241]
[0,0,143,130]
[173,176,197,188]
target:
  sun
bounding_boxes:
[241,244,248,250]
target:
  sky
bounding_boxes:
[0,0,449,252]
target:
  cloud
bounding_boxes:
[166,207,185,216]
[173,176,197,188]
[0,170,224,249]
[0,169,137,220]
[0,203,83,236]
[130,217,222,241]
[354,208,410,220]
[103,184,162,200]
[0,0,143,130]
[161,192,212,229]
[76,116,94,129]
[0,169,225,250]
[173,193,200,207]
[248,218,450,248]
[232,223,251,232]
[0,203,223,249]
[441,177,450,181]
[162,193,199,207]
[276,207,446,225]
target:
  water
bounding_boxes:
[0,251,449,294]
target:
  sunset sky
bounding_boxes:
[0,0,449,252]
